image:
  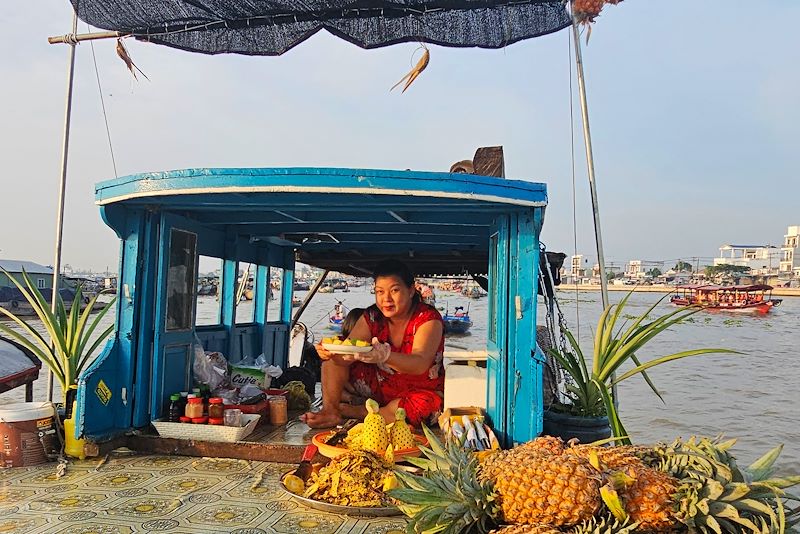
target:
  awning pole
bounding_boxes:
[47,9,79,402]
[571,18,618,407]
[571,20,609,311]
[290,270,330,329]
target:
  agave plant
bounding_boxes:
[0,269,116,397]
[549,292,738,444]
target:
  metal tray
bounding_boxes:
[280,470,402,517]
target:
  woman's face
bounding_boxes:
[374,275,415,319]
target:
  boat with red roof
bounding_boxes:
[670,284,782,314]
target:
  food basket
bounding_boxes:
[151,414,260,442]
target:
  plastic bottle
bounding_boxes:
[168,394,182,422]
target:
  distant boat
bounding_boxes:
[292,296,302,307]
[293,280,310,291]
[670,284,782,314]
[463,285,485,299]
[328,301,347,332]
[443,305,473,334]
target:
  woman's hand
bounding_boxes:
[351,337,391,364]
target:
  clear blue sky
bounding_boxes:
[2,1,798,272]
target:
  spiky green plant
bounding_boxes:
[0,269,116,395]
[645,437,800,534]
[549,291,738,443]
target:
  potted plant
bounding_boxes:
[0,269,116,458]
[545,291,736,444]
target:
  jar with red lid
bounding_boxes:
[208,398,224,419]
[185,397,204,419]
[179,416,192,423]
[208,418,224,425]
[191,416,208,424]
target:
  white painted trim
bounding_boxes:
[96,185,547,208]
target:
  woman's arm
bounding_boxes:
[383,320,442,375]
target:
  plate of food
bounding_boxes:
[320,337,373,354]
[280,451,402,516]
[313,430,427,460]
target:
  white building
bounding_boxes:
[625,260,643,278]
[714,244,778,275]
[779,225,800,276]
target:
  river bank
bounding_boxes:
[557,284,800,297]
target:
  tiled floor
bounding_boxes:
[0,452,408,533]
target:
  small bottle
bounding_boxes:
[208,398,224,419]
[168,394,182,422]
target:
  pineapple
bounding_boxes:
[517,435,566,456]
[389,407,415,450]
[616,464,677,532]
[360,398,388,455]
[490,525,561,534]
[391,427,602,532]
[568,444,644,471]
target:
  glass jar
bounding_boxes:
[224,409,243,427]
[268,396,288,426]
[185,397,204,419]
[208,398,224,419]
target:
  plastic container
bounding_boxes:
[179,416,192,423]
[208,418,224,425]
[268,396,288,425]
[185,397,204,419]
[208,398,224,419]
[191,417,208,424]
[0,402,58,468]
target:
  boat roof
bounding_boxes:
[96,167,547,276]
[676,284,773,292]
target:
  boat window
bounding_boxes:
[268,267,284,322]
[165,229,197,331]
[235,263,255,324]
[488,232,498,343]
[195,256,222,326]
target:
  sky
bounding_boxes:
[1,1,798,273]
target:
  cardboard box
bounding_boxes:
[438,406,486,429]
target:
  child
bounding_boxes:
[340,307,365,340]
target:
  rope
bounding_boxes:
[88,24,118,178]
[62,33,79,45]
[567,18,580,338]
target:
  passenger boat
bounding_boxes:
[670,284,782,314]
[66,166,549,459]
[442,305,473,334]
[328,300,348,332]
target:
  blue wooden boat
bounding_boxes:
[442,305,473,335]
[73,167,547,451]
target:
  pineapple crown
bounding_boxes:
[395,407,407,421]
[365,398,380,414]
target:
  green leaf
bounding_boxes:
[747,444,783,481]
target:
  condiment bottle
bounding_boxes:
[185,397,204,419]
[178,391,189,413]
[269,396,288,425]
[208,398,224,419]
[168,393,182,422]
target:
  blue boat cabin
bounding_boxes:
[75,168,548,449]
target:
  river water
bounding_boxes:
[3,287,798,474]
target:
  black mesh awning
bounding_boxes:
[71,0,571,56]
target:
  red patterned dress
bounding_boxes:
[348,301,445,426]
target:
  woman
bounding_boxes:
[301,259,444,428]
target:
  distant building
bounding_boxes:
[779,225,800,276]
[0,259,55,290]
[714,244,778,275]
[625,260,643,279]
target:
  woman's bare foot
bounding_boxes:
[339,403,367,419]
[301,408,343,428]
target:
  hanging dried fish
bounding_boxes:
[116,38,150,81]
[391,44,430,93]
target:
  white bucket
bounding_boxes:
[0,402,58,468]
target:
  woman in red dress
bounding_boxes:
[301,260,445,428]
